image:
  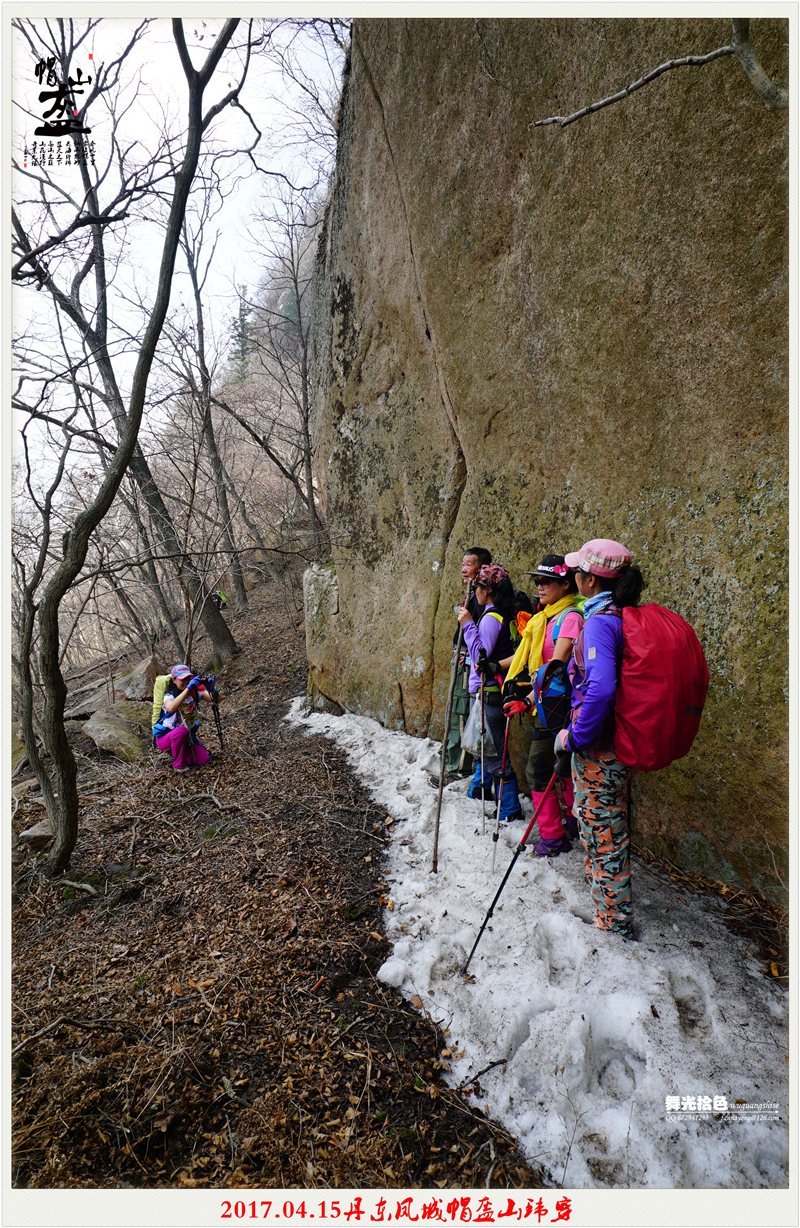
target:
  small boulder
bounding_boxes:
[11,779,38,802]
[18,817,53,849]
[84,701,152,762]
[64,679,117,720]
[117,655,164,701]
[64,656,164,718]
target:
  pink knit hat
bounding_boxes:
[564,538,631,579]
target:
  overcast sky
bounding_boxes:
[9,17,342,485]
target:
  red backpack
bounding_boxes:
[614,605,709,772]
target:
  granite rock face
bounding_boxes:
[309,18,788,900]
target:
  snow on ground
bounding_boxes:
[286,699,788,1190]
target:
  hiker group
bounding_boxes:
[448,538,708,940]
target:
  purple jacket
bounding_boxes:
[462,606,514,695]
[566,609,624,753]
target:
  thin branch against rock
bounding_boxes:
[533,19,787,129]
[533,44,736,128]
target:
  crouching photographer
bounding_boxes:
[152,664,217,773]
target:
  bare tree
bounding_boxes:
[255,18,351,180]
[176,208,249,611]
[215,192,329,555]
[12,18,253,876]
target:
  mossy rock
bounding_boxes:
[84,702,151,762]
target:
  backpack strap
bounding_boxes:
[485,611,504,625]
[151,675,172,730]
[548,608,569,643]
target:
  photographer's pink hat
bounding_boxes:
[564,538,631,578]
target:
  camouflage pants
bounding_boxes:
[572,748,633,937]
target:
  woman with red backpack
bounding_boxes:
[554,539,644,939]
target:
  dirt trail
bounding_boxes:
[12,583,543,1190]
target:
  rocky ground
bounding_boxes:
[11,583,543,1190]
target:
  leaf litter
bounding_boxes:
[11,585,541,1190]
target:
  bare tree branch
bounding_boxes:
[533,44,736,129]
[533,19,787,129]
[12,209,129,281]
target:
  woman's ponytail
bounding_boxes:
[609,564,644,609]
[492,577,517,621]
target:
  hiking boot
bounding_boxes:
[468,764,494,801]
[533,834,573,858]
[500,810,523,823]
[497,774,521,822]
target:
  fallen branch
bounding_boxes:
[334,1015,369,1043]
[533,44,735,128]
[170,793,239,812]
[533,20,787,129]
[459,1057,508,1087]
[12,1014,122,1054]
[60,879,98,896]
[325,817,388,844]
[12,754,31,781]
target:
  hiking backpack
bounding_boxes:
[503,608,573,718]
[151,675,171,729]
[532,659,571,732]
[509,589,535,646]
[151,675,175,741]
[613,605,709,772]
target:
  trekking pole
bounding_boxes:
[211,688,224,750]
[432,578,471,874]
[463,768,561,975]
[480,677,486,836]
[490,715,512,873]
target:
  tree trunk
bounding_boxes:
[127,443,240,665]
[202,411,249,611]
[182,225,249,612]
[26,19,244,876]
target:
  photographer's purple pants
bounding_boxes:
[156,725,210,771]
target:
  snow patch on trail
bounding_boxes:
[286,698,788,1190]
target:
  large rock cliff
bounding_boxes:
[309,18,788,902]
